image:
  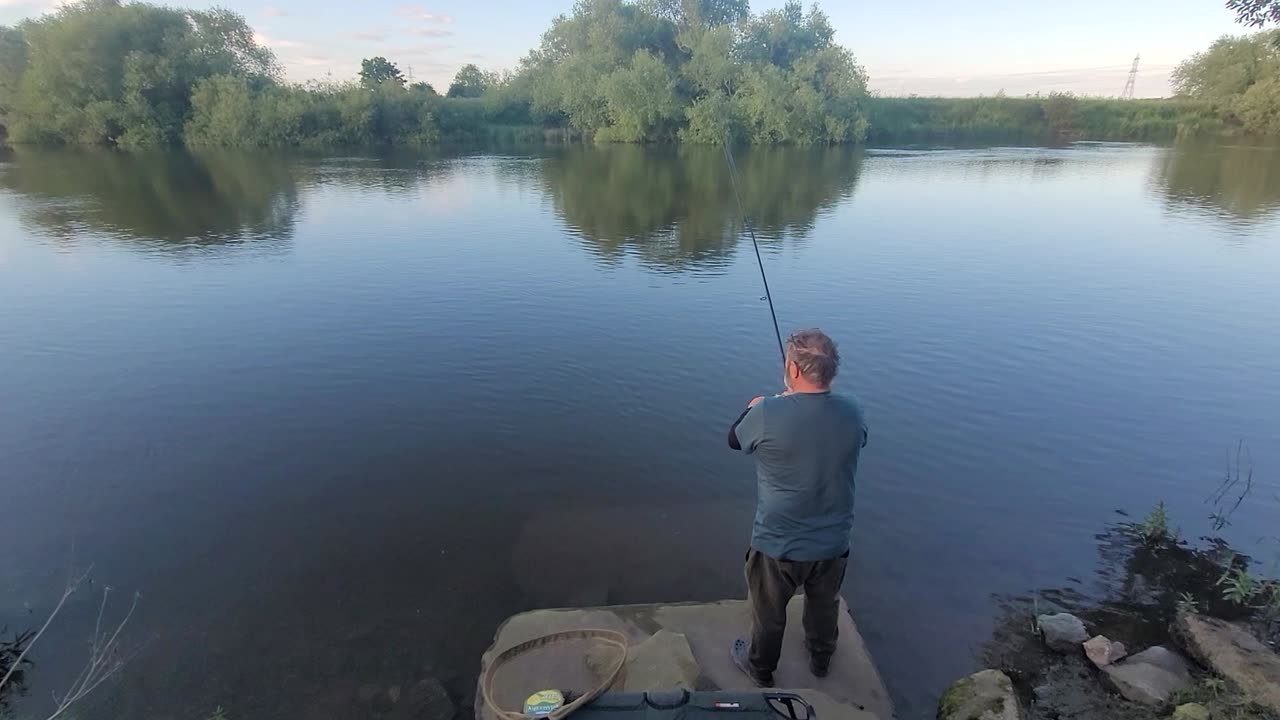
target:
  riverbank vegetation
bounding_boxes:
[865,95,1225,143]
[1173,30,1280,135]
[0,0,1279,147]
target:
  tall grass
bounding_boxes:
[865,95,1226,144]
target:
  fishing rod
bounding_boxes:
[722,138,785,366]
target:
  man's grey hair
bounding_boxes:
[786,329,840,386]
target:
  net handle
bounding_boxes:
[480,628,629,720]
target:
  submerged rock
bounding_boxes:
[357,683,381,703]
[392,677,453,720]
[1027,660,1165,720]
[1171,703,1210,720]
[1083,635,1128,669]
[1172,611,1280,715]
[938,669,1023,720]
[1101,646,1193,706]
[1038,613,1090,654]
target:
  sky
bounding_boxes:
[0,0,1256,97]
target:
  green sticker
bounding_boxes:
[524,689,564,716]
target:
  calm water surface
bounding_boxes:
[1,142,1279,719]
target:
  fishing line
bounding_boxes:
[722,138,785,365]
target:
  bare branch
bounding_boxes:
[90,587,111,660]
[0,567,92,695]
[44,589,143,720]
[0,567,144,720]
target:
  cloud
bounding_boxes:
[396,43,453,57]
[396,5,451,23]
[262,5,286,16]
[351,30,387,41]
[253,31,304,49]
[294,56,331,67]
[403,27,453,37]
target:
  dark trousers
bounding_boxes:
[745,547,848,676]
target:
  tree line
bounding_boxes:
[0,0,869,147]
[0,0,1278,147]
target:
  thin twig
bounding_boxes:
[0,567,92,695]
[45,590,143,720]
[90,587,111,660]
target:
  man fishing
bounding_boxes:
[727,328,868,688]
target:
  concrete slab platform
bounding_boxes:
[477,597,895,720]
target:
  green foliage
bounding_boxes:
[520,0,869,143]
[1173,31,1280,134]
[1227,0,1280,29]
[8,0,1275,148]
[597,50,681,142]
[1140,501,1172,543]
[0,25,27,128]
[360,57,405,88]
[7,0,277,146]
[1234,74,1280,133]
[1217,564,1263,605]
[186,79,442,147]
[209,706,228,720]
[737,0,834,70]
[864,95,1222,143]
[1173,676,1276,720]
[446,63,497,98]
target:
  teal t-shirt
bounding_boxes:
[732,391,868,561]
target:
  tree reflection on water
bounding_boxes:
[1153,141,1280,225]
[532,144,865,273]
[0,148,302,252]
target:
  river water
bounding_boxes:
[1,142,1278,720]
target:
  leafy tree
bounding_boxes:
[410,81,437,95]
[521,0,869,143]
[1173,31,1280,132]
[360,57,406,88]
[656,0,749,28]
[1233,73,1280,132]
[186,75,256,145]
[1173,33,1280,101]
[738,1,834,70]
[8,0,277,145]
[446,63,496,98]
[598,49,681,141]
[683,25,739,94]
[0,26,27,126]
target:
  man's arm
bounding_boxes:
[728,397,765,452]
